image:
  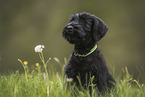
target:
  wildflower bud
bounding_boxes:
[43,73,46,79]
[66,78,73,82]
[18,59,22,62]
[54,57,60,63]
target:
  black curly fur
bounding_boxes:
[62,12,116,93]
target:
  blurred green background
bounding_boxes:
[0,0,145,82]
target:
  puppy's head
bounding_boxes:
[62,12,108,45]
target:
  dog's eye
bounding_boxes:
[80,19,92,24]
[87,19,92,22]
[79,18,85,21]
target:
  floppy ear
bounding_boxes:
[92,16,108,42]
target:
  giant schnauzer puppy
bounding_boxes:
[62,12,115,93]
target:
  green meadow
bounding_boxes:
[0,45,144,97]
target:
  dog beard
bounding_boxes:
[63,33,88,44]
[62,25,88,44]
[62,24,92,45]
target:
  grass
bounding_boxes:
[0,67,145,97]
[0,45,145,97]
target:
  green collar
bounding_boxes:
[74,45,97,57]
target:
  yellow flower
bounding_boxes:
[23,61,28,65]
[35,63,39,66]
[50,81,54,84]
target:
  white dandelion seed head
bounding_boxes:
[41,45,44,48]
[34,45,45,52]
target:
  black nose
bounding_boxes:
[67,26,74,31]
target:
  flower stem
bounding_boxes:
[39,51,48,78]
[24,68,28,83]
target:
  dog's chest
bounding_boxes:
[65,55,100,76]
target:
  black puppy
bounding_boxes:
[62,12,115,93]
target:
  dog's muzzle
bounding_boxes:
[66,25,74,32]
[64,24,75,35]
[64,23,86,37]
